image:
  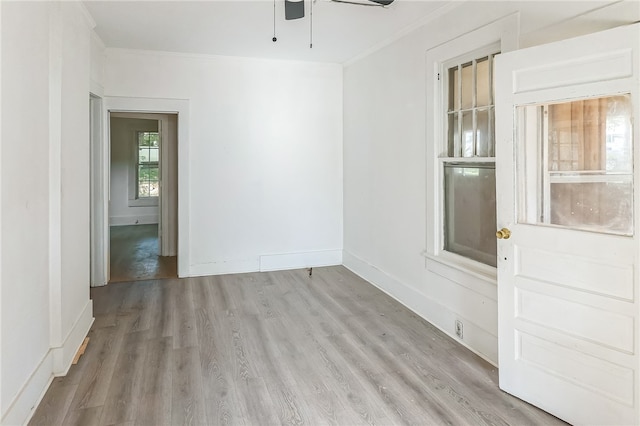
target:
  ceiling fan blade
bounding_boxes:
[330,0,394,7]
[285,0,305,20]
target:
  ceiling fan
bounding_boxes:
[285,0,394,20]
[272,0,394,47]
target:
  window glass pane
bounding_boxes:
[139,131,158,147]
[549,181,632,234]
[448,66,459,111]
[139,147,149,163]
[139,133,159,164]
[139,183,149,197]
[476,108,489,157]
[138,165,159,198]
[461,110,474,157]
[448,113,459,157]
[606,97,633,173]
[148,147,159,162]
[517,94,633,235]
[444,163,497,266]
[476,57,490,106]
[461,62,473,110]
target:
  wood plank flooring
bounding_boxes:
[29,266,565,425]
[110,224,177,283]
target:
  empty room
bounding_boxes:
[1,0,639,425]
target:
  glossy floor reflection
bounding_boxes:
[109,224,177,283]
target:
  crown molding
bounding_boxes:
[343,0,463,67]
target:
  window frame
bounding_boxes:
[425,16,519,284]
[440,46,499,269]
[128,130,160,207]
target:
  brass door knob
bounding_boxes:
[496,228,511,239]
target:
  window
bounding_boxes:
[137,131,159,199]
[425,15,517,280]
[517,94,633,235]
[441,50,499,267]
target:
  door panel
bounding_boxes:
[495,24,639,425]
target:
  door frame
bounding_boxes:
[90,93,108,287]
[93,96,190,283]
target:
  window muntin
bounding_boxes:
[442,52,498,266]
[137,131,159,198]
[517,94,633,235]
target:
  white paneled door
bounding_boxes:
[495,24,639,425]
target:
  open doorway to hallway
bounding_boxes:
[108,112,178,283]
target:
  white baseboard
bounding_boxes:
[187,249,343,277]
[188,258,260,277]
[109,214,158,226]
[0,352,54,426]
[2,301,94,426]
[52,299,94,375]
[259,249,342,272]
[342,250,498,366]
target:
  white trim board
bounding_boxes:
[2,302,93,426]
[259,249,342,272]
[51,300,94,375]
[188,250,343,277]
[110,214,159,226]
[0,352,53,426]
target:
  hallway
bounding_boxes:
[109,224,177,282]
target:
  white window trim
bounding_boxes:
[425,14,519,284]
[128,129,159,207]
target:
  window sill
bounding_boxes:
[423,250,497,286]
[128,197,159,208]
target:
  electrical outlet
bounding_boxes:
[455,320,463,339]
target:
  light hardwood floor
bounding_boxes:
[29,266,565,425]
[110,224,177,283]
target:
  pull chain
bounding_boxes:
[272,0,277,42]
[309,0,313,48]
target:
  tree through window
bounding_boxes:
[137,131,159,198]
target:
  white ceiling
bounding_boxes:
[83,0,451,63]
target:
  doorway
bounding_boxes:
[108,112,178,282]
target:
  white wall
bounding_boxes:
[1,2,95,424]
[110,117,159,225]
[90,31,105,96]
[342,0,640,364]
[1,3,51,422]
[105,50,344,276]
